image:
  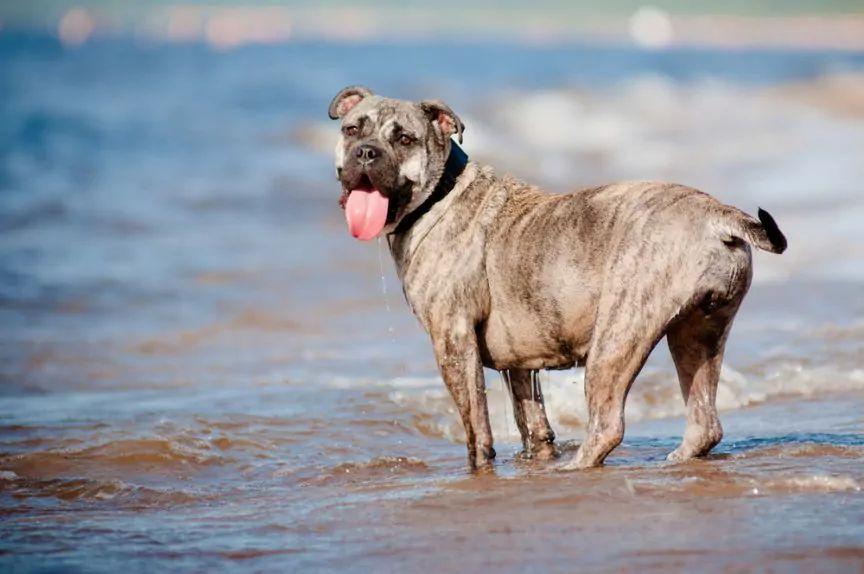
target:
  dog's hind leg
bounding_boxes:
[666,294,743,461]
[566,333,662,469]
[666,240,751,461]
[565,268,674,469]
[506,369,556,459]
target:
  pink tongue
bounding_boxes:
[345,189,389,241]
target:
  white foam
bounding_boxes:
[773,474,861,493]
[385,362,864,443]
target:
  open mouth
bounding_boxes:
[355,173,374,191]
[340,174,373,209]
[342,174,390,241]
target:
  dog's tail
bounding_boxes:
[716,207,787,254]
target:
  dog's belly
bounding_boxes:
[478,298,594,371]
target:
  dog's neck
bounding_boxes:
[392,142,468,237]
[387,148,478,279]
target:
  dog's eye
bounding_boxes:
[399,134,415,146]
[343,125,359,137]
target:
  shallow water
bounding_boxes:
[1,34,864,571]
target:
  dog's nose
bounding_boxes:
[355,144,380,163]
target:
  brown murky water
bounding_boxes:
[2,37,864,572]
[3,389,862,572]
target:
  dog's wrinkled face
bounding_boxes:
[329,86,464,237]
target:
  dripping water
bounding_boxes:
[377,237,397,343]
[531,370,539,404]
[530,370,540,446]
[500,369,513,441]
[533,370,550,451]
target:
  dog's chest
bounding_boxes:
[396,228,488,332]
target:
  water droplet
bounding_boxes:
[377,237,397,344]
[500,370,513,441]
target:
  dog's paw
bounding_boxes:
[560,450,603,471]
[467,444,496,471]
[529,441,558,461]
[665,449,687,462]
[479,445,496,462]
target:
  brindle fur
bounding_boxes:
[329,87,786,469]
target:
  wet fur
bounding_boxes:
[330,87,787,469]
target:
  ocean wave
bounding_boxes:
[733,440,864,460]
[630,470,862,498]
[387,363,864,442]
[0,473,201,504]
[0,437,229,481]
[769,475,861,493]
[305,456,431,486]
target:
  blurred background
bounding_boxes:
[2,1,864,572]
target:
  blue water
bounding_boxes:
[4,34,863,386]
[1,33,864,573]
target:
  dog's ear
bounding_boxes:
[420,100,465,144]
[328,86,373,120]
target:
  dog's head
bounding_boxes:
[328,86,464,239]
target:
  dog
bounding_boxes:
[329,86,786,469]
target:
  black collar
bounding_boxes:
[391,142,468,236]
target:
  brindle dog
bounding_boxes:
[329,86,787,469]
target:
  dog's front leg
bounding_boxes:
[431,320,495,469]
